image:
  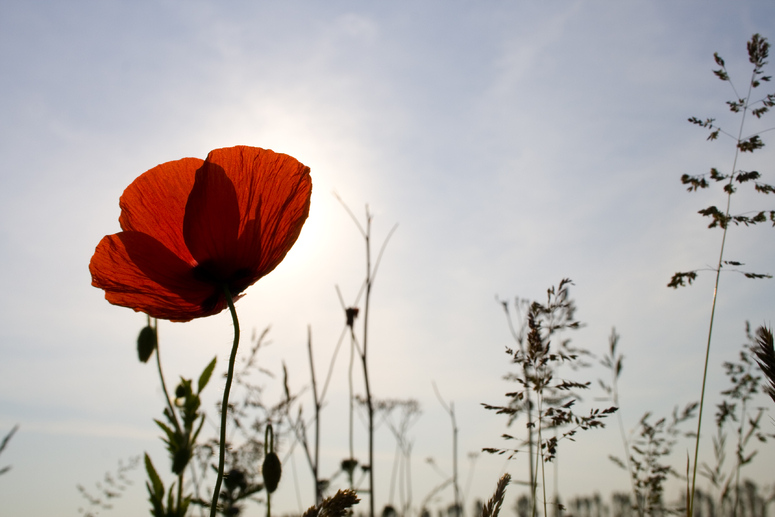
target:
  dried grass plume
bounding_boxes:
[480,474,511,517]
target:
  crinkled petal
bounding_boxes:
[89,231,225,321]
[203,146,312,291]
[183,162,241,282]
[118,157,203,266]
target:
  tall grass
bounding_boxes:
[668,33,775,517]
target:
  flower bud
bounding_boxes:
[262,451,281,493]
[137,325,157,363]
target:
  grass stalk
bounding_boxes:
[688,59,757,517]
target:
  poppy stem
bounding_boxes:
[210,285,241,517]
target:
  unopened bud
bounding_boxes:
[137,326,157,363]
[262,452,282,493]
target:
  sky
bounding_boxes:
[1,1,775,516]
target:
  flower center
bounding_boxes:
[192,262,252,295]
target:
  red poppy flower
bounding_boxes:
[89,146,312,322]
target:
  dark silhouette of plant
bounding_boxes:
[0,424,18,478]
[609,403,697,517]
[567,493,605,517]
[483,279,616,517]
[76,455,141,517]
[668,34,775,517]
[494,296,537,497]
[419,457,456,516]
[263,424,282,517]
[433,383,461,517]
[598,328,643,517]
[377,398,421,517]
[752,325,775,404]
[138,319,217,517]
[701,323,771,516]
[334,195,397,517]
[479,474,511,517]
[283,325,327,505]
[300,488,360,517]
[191,326,294,517]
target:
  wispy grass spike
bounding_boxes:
[480,474,511,517]
[753,326,775,403]
[301,488,360,517]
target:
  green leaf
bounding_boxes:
[154,420,175,442]
[198,357,217,393]
[191,414,206,444]
[145,453,164,498]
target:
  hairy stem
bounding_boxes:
[210,286,241,517]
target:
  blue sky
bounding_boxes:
[2,1,775,515]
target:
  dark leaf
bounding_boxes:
[197,357,217,393]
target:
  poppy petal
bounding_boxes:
[182,162,241,283]
[204,146,312,290]
[89,231,224,321]
[118,157,203,266]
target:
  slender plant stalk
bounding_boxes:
[605,330,642,517]
[150,317,186,511]
[452,402,459,517]
[348,324,357,488]
[615,393,640,517]
[265,425,276,517]
[362,208,375,517]
[432,382,461,516]
[500,302,536,500]
[307,326,322,504]
[335,195,397,517]
[689,63,756,517]
[733,394,747,516]
[210,286,241,517]
[152,318,181,434]
[537,395,547,517]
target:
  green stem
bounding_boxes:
[210,286,241,517]
[362,208,375,517]
[265,424,275,517]
[177,473,184,514]
[348,326,356,490]
[151,317,185,512]
[153,318,181,435]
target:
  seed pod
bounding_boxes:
[137,325,157,363]
[262,451,281,493]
